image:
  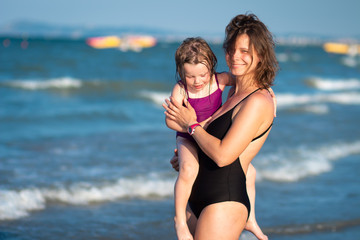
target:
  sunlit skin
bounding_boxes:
[163,34,274,240]
[183,63,211,96]
[165,63,233,240]
[225,34,260,82]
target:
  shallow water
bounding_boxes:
[1,37,360,239]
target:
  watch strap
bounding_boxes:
[188,123,201,135]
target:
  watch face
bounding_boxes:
[188,127,192,134]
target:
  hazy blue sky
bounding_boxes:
[1,0,360,37]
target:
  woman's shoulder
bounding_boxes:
[241,89,274,115]
[249,89,273,104]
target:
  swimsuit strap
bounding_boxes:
[251,122,273,142]
[233,88,273,142]
[214,72,220,88]
[234,88,261,108]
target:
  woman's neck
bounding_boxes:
[234,75,259,96]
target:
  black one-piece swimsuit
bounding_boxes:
[188,88,272,219]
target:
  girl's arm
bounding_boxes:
[268,87,277,117]
[164,83,187,132]
[217,72,236,88]
[164,92,273,167]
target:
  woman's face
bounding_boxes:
[226,34,260,78]
[183,63,210,93]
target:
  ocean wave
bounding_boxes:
[287,104,329,114]
[0,189,46,221]
[306,77,360,91]
[256,141,360,182]
[1,77,171,97]
[341,56,359,68]
[139,90,171,106]
[276,52,302,63]
[140,89,360,110]
[2,77,83,90]
[277,91,360,108]
[0,175,174,221]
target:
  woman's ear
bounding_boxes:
[225,52,231,68]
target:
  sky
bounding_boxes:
[1,0,360,38]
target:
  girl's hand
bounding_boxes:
[268,88,277,117]
[162,97,197,130]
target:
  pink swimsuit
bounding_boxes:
[176,73,223,141]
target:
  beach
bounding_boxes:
[0,37,360,239]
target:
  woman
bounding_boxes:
[163,13,278,239]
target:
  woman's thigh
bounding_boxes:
[195,201,248,240]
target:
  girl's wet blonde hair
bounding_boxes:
[175,37,217,89]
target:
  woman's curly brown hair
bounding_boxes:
[223,13,279,88]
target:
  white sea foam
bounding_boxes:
[4,77,82,90]
[0,189,46,220]
[0,176,174,220]
[341,56,359,67]
[277,91,360,109]
[142,89,360,111]
[2,141,359,220]
[256,141,360,182]
[298,104,329,114]
[288,104,329,114]
[276,52,302,63]
[139,90,171,106]
[307,77,360,91]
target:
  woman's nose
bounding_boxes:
[233,50,241,60]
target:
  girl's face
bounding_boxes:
[183,63,210,93]
[225,34,260,78]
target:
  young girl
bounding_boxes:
[165,37,269,240]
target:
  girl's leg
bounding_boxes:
[245,164,268,240]
[195,202,248,240]
[174,137,199,240]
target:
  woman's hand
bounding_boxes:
[162,97,198,131]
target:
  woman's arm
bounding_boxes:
[164,92,273,167]
[192,94,272,167]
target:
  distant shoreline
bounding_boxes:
[1,21,359,45]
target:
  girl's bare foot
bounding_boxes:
[245,218,268,240]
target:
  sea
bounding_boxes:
[1,36,360,240]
